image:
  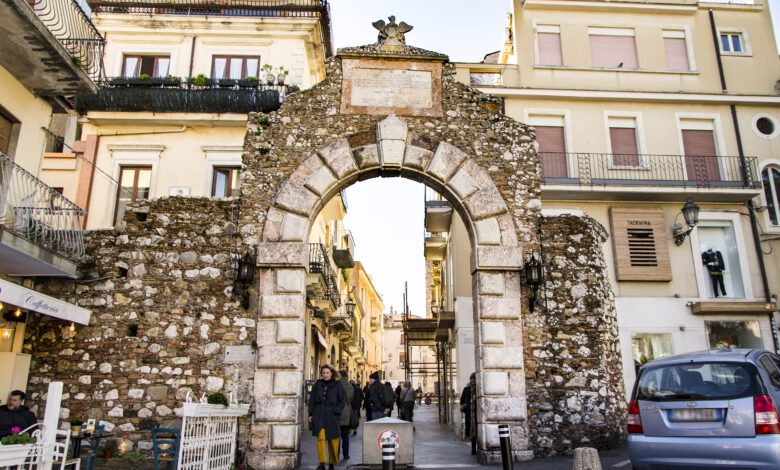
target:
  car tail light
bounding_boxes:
[627,399,643,434]
[754,394,780,434]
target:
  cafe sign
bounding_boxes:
[0,279,91,325]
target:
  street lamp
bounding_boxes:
[345,298,356,317]
[234,248,257,309]
[524,253,544,312]
[673,199,701,246]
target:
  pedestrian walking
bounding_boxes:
[460,372,478,455]
[308,364,345,470]
[399,381,416,425]
[394,383,403,418]
[383,381,396,416]
[368,372,390,420]
[350,379,362,436]
[415,385,423,405]
[338,370,355,461]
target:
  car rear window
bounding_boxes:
[637,362,759,401]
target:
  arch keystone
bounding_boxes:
[377,115,408,167]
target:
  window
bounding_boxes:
[752,114,779,140]
[0,113,13,155]
[608,116,640,166]
[705,320,763,349]
[589,28,637,68]
[720,32,744,54]
[536,25,562,66]
[114,166,152,225]
[762,166,780,225]
[680,120,721,182]
[632,333,672,372]
[698,221,745,298]
[122,55,170,78]
[663,30,690,71]
[50,187,64,210]
[211,166,240,198]
[529,114,568,179]
[211,56,260,80]
[758,355,780,388]
[638,362,758,401]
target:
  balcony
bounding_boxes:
[332,230,355,269]
[306,243,340,312]
[88,0,333,57]
[76,80,288,115]
[0,0,104,109]
[540,153,762,202]
[424,200,453,234]
[0,153,84,277]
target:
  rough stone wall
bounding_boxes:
[524,215,626,456]
[25,197,256,451]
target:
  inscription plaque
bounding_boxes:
[351,68,432,109]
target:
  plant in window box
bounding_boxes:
[276,67,289,85]
[189,74,208,88]
[262,63,275,85]
[0,426,39,467]
[238,76,258,88]
[215,78,239,89]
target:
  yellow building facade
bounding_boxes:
[455,0,780,397]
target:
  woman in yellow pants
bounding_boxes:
[308,364,346,470]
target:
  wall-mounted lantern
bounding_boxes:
[524,253,544,312]
[234,248,257,309]
[673,199,701,246]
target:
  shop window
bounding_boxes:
[705,320,762,349]
[632,333,672,372]
[211,166,240,198]
[763,165,780,226]
[697,221,745,298]
[122,55,170,78]
[212,56,260,80]
[114,166,152,225]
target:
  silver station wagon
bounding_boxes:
[628,349,780,470]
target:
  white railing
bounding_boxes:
[0,153,85,261]
[178,393,250,470]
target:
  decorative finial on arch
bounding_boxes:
[372,15,413,51]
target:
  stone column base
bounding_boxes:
[478,449,535,465]
[246,451,300,470]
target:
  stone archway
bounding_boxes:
[249,115,533,468]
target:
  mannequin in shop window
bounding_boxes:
[702,248,727,297]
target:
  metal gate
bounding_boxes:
[178,394,249,470]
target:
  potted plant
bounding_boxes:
[262,64,275,85]
[99,438,119,459]
[0,427,37,467]
[69,419,84,437]
[276,67,289,85]
[238,76,257,88]
[207,392,229,407]
[189,73,208,88]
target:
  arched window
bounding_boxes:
[762,165,780,225]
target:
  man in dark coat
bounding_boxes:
[394,383,403,418]
[338,370,355,461]
[460,373,478,455]
[308,365,345,470]
[349,380,362,436]
[0,390,36,438]
[362,382,372,421]
[368,372,389,421]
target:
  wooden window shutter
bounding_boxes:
[590,35,638,68]
[535,125,568,178]
[538,32,562,66]
[610,208,672,281]
[664,37,689,71]
[609,127,640,166]
[682,129,721,182]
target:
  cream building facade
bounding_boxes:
[40,0,332,230]
[456,0,780,397]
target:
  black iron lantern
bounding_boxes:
[674,199,701,246]
[524,253,544,312]
[345,299,356,317]
[237,251,256,284]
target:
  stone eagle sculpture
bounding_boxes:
[372,15,413,49]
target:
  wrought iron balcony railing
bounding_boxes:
[0,153,85,261]
[308,243,340,310]
[540,153,760,189]
[87,0,333,57]
[30,0,106,83]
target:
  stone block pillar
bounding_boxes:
[249,242,308,470]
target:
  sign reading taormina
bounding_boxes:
[239,16,625,469]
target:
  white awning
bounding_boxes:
[313,327,328,349]
[0,279,91,325]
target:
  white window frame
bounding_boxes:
[108,144,164,226]
[751,113,780,140]
[716,27,752,56]
[523,108,574,178]
[759,160,780,232]
[203,145,243,198]
[533,23,562,66]
[688,212,755,300]
[662,28,697,72]
[603,111,647,168]
[674,113,729,180]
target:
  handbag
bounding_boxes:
[349,409,360,429]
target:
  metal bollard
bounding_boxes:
[499,424,514,470]
[382,442,396,470]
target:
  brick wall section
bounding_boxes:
[25,197,255,450]
[525,215,627,456]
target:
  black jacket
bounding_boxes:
[368,380,387,412]
[0,405,37,438]
[351,383,363,411]
[308,379,345,439]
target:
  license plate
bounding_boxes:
[668,408,723,422]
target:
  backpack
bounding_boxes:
[382,383,396,407]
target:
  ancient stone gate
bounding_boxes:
[240,42,542,469]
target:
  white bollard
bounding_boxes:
[572,447,602,470]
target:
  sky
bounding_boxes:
[333,0,780,316]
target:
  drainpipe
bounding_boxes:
[188,36,197,79]
[709,10,778,351]
[82,126,188,228]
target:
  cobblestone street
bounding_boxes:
[299,406,629,469]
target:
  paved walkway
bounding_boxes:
[298,404,630,469]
